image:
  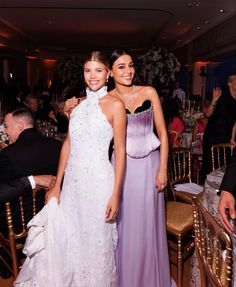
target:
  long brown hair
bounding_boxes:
[83,51,109,69]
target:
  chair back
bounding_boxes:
[168,147,192,185]
[192,197,232,287]
[211,143,235,171]
[0,185,45,278]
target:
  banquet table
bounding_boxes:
[189,167,236,286]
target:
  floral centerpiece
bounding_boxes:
[136,47,181,87]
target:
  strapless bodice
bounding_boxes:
[126,103,160,158]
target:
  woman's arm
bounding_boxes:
[46,132,71,202]
[206,87,222,117]
[105,99,126,222]
[147,86,169,191]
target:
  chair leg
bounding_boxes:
[197,251,207,287]
[177,236,183,287]
[9,236,19,278]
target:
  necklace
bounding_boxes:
[114,85,136,109]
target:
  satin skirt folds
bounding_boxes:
[116,150,171,287]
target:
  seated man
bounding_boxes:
[23,94,49,121]
[0,108,62,183]
[218,147,236,233]
[0,108,62,276]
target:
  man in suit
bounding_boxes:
[218,147,236,233]
[0,107,62,183]
[0,108,61,277]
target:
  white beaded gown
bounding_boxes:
[14,86,118,287]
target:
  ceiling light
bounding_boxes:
[220,9,225,13]
[195,2,201,7]
[204,20,209,24]
[197,26,202,30]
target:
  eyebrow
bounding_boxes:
[117,62,134,66]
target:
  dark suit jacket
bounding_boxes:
[0,177,31,204]
[0,129,61,236]
[0,128,62,183]
[220,147,236,196]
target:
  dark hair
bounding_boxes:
[108,49,143,90]
[83,51,109,69]
[109,49,128,69]
[11,108,34,126]
[163,98,183,124]
[24,94,38,103]
[63,86,82,100]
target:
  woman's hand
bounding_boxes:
[45,184,61,203]
[156,169,167,192]
[64,97,79,118]
[105,194,120,222]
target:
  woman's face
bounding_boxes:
[111,55,135,86]
[84,61,109,92]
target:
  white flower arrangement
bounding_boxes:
[137,47,181,86]
[0,124,9,143]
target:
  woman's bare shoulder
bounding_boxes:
[102,93,125,112]
[135,85,157,95]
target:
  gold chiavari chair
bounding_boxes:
[211,142,235,171]
[165,181,195,287]
[168,147,202,204]
[0,185,44,278]
[192,197,233,287]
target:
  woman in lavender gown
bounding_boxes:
[109,49,171,287]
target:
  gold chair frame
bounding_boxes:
[192,197,232,287]
[168,147,199,204]
[165,182,195,287]
[211,143,235,171]
[0,185,44,278]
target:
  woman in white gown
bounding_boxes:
[15,51,126,287]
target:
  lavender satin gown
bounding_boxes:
[117,101,171,287]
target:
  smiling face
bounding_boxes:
[111,54,135,87]
[84,60,109,92]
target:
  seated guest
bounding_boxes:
[48,100,69,134]
[24,94,48,121]
[0,109,61,276]
[218,147,236,233]
[164,99,185,147]
[0,108,62,183]
[191,103,209,154]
